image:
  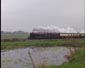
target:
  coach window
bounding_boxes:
[64,34,66,36]
[62,34,64,36]
[60,34,63,36]
[66,34,68,36]
[76,34,78,36]
[63,34,65,36]
[70,34,72,36]
[68,34,70,36]
[65,34,67,36]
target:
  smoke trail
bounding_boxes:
[32,25,84,33]
[80,30,85,33]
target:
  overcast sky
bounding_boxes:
[1,0,84,32]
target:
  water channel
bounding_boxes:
[1,47,78,68]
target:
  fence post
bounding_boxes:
[28,49,36,68]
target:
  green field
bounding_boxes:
[39,48,85,68]
[1,39,85,50]
[1,33,29,39]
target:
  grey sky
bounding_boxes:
[1,0,84,32]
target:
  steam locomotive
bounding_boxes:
[28,32,85,39]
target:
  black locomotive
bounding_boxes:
[28,32,85,39]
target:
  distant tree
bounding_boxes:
[13,30,28,34]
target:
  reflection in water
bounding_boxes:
[1,47,77,68]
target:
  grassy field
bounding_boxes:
[1,39,85,50]
[1,33,29,39]
[39,48,85,68]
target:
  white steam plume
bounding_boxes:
[80,30,85,33]
[32,25,84,33]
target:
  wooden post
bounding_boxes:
[28,50,36,68]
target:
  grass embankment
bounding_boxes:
[39,49,85,68]
[1,33,29,39]
[1,39,85,50]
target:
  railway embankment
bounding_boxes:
[1,39,85,51]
